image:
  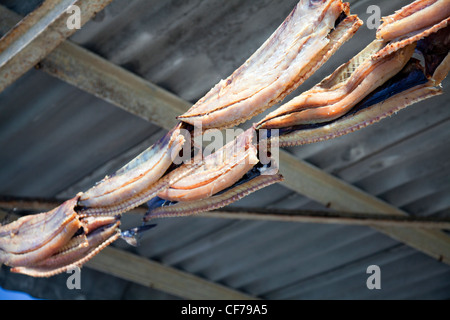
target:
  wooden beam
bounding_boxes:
[0,209,255,300]
[0,4,189,129]
[0,0,113,93]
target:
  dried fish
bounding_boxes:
[178,0,362,129]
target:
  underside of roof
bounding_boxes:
[0,0,449,300]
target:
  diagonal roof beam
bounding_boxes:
[0,209,255,300]
[41,40,188,130]
[1,5,449,266]
[0,0,113,94]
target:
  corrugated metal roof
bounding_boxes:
[0,0,449,300]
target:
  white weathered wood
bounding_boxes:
[0,209,254,300]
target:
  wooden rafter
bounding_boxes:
[28,23,450,264]
[0,4,254,300]
[0,209,255,300]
